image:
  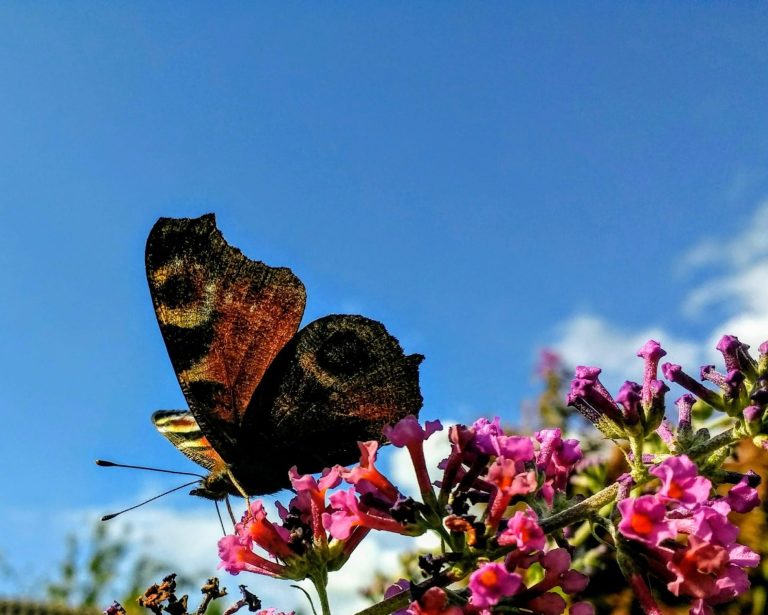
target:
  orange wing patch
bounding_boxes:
[146,214,307,461]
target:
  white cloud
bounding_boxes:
[678,200,768,272]
[388,422,454,499]
[683,261,768,320]
[321,531,406,612]
[552,199,768,386]
[679,201,768,355]
[552,314,700,387]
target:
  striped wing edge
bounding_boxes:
[151,410,226,472]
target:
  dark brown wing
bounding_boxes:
[235,314,423,494]
[146,214,306,461]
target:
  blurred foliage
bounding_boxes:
[1,522,222,615]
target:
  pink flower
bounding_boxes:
[617,495,675,546]
[496,435,535,462]
[498,508,546,552]
[341,441,400,503]
[237,500,295,561]
[653,494,760,610]
[471,416,504,455]
[288,466,341,543]
[486,458,537,527]
[405,587,463,615]
[525,592,565,614]
[322,488,414,540]
[616,381,642,425]
[726,476,760,513]
[689,501,739,547]
[384,416,443,496]
[289,465,341,494]
[322,489,364,540]
[468,562,522,608]
[217,535,286,577]
[567,367,624,428]
[534,428,582,503]
[650,455,711,509]
[637,339,666,408]
[384,415,443,447]
[667,536,739,600]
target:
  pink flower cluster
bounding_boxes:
[617,455,760,615]
[219,417,440,579]
[218,465,369,579]
[324,416,442,540]
[397,548,593,614]
[394,417,590,614]
[440,417,582,515]
[567,340,670,439]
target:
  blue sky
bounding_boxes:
[2,3,768,608]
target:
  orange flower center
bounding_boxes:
[478,567,499,587]
[668,481,684,499]
[630,512,653,535]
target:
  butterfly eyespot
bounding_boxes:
[158,272,205,309]
[152,261,217,328]
[315,329,375,377]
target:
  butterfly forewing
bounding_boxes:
[146,214,307,462]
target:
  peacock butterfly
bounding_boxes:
[146,214,423,499]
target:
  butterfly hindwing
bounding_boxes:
[146,214,307,463]
[234,314,424,492]
[151,410,226,472]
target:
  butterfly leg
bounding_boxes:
[225,495,237,526]
[214,500,227,535]
[226,468,252,510]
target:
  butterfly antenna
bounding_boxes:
[101,479,200,521]
[214,500,226,535]
[95,459,206,479]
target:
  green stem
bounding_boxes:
[628,434,648,480]
[354,592,411,615]
[540,483,620,534]
[687,428,739,460]
[310,570,331,615]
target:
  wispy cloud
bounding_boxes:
[678,200,768,273]
[552,314,700,387]
[551,199,768,383]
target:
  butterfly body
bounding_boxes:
[147,214,423,499]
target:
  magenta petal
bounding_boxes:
[570,603,596,615]
[526,592,566,615]
[726,478,760,513]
